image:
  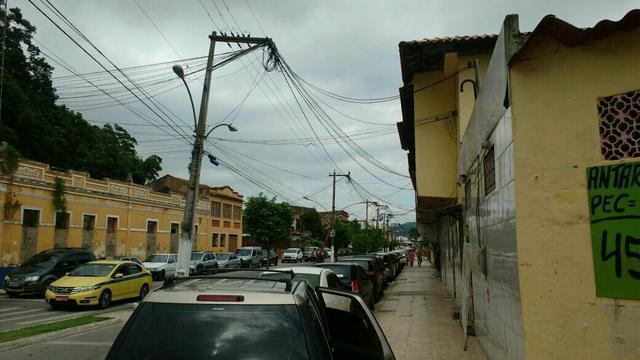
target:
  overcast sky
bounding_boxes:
[14,0,640,224]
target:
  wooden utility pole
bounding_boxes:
[329,171,349,262]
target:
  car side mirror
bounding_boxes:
[114,273,124,279]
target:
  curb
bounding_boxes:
[0,317,122,353]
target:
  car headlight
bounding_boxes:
[25,275,40,282]
[71,285,101,294]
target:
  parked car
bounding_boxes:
[189,252,217,275]
[119,257,143,267]
[45,260,152,309]
[235,247,264,268]
[143,254,177,280]
[314,262,376,309]
[106,272,395,359]
[375,252,398,282]
[214,252,241,269]
[303,246,320,261]
[342,256,386,302]
[265,250,278,266]
[3,248,96,297]
[282,248,303,263]
[260,266,343,289]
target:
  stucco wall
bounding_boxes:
[413,71,458,199]
[510,29,640,359]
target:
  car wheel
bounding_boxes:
[196,265,203,275]
[6,291,19,298]
[139,284,149,300]
[98,290,112,309]
[224,264,229,269]
[49,302,62,310]
[212,265,218,274]
[160,270,166,280]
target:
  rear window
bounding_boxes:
[318,265,351,280]
[110,303,308,359]
[348,260,372,271]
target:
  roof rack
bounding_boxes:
[162,269,297,292]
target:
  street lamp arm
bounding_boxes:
[181,77,197,131]
[205,123,237,139]
[302,196,328,212]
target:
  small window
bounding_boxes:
[232,206,242,220]
[147,221,158,234]
[82,215,95,231]
[55,212,70,229]
[220,234,226,247]
[212,233,218,247]
[327,273,342,289]
[223,204,232,219]
[107,217,117,233]
[483,145,495,194]
[211,202,221,217]
[598,89,640,160]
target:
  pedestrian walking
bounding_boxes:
[408,249,414,267]
[417,247,424,267]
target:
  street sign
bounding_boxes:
[587,162,640,299]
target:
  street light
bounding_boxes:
[302,196,328,211]
[173,65,197,131]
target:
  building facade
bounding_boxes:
[398,10,640,360]
[0,161,243,265]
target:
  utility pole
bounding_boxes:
[329,171,350,262]
[375,204,380,229]
[175,32,273,277]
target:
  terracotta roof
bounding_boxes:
[400,34,498,46]
[511,9,640,63]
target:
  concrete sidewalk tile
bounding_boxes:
[376,266,487,360]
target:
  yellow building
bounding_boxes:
[398,9,640,360]
[0,160,243,265]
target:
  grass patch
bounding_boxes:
[0,316,109,343]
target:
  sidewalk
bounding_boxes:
[375,264,486,360]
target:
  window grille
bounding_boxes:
[598,90,640,160]
[483,146,496,195]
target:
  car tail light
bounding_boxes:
[368,271,375,279]
[352,279,360,292]
[196,295,244,302]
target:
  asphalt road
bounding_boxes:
[0,281,164,333]
[0,318,125,360]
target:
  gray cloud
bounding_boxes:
[15,0,639,223]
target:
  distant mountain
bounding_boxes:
[390,222,416,237]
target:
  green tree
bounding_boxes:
[0,7,162,184]
[333,219,353,250]
[243,194,293,267]
[301,209,325,242]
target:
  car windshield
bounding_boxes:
[215,254,229,260]
[236,249,252,256]
[191,253,203,260]
[318,265,351,280]
[285,249,298,253]
[348,260,371,271]
[110,303,308,359]
[21,252,61,268]
[68,263,115,277]
[304,248,315,253]
[145,255,168,263]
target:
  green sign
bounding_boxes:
[587,162,640,299]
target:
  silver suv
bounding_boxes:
[106,271,395,359]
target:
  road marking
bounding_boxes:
[48,340,112,346]
[0,309,42,318]
[0,310,61,323]
[0,307,20,312]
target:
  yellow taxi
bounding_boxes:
[45,260,153,309]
